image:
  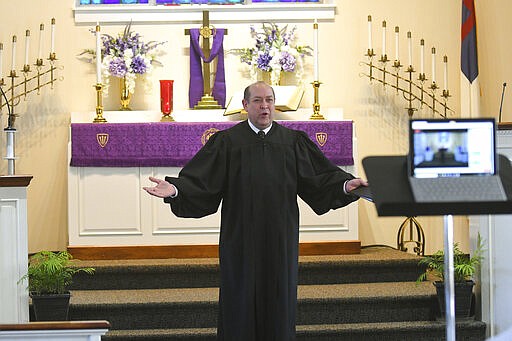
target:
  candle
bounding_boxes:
[443,55,448,91]
[96,23,102,84]
[313,19,319,81]
[407,31,412,67]
[24,30,30,66]
[367,15,372,51]
[420,39,425,74]
[160,80,174,114]
[50,18,55,54]
[38,24,44,60]
[11,36,16,72]
[394,26,399,61]
[382,21,387,57]
[431,47,436,83]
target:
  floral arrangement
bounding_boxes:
[80,22,165,95]
[230,22,312,86]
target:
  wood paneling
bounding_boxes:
[68,241,361,260]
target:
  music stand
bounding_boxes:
[362,154,512,341]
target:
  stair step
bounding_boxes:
[71,247,425,290]
[62,248,485,340]
[102,321,486,341]
[69,281,437,330]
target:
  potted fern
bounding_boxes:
[417,235,484,318]
[20,251,95,321]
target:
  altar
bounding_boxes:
[67,109,359,256]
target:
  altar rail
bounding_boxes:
[70,120,354,167]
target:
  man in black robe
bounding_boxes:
[144,81,368,340]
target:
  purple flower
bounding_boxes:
[131,55,147,74]
[108,58,128,77]
[279,51,296,72]
[256,52,272,71]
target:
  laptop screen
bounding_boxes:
[409,118,497,178]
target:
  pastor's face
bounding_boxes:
[244,83,275,130]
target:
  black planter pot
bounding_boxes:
[30,292,71,321]
[434,280,474,318]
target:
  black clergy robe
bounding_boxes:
[164,120,358,340]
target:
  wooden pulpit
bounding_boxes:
[0,175,33,323]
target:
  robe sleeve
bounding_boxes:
[163,132,228,218]
[295,131,358,215]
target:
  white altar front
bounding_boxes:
[67,109,359,255]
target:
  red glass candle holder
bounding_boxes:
[160,80,174,121]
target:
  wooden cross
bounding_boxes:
[185,11,227,98]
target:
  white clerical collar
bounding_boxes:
[248,120,272,135]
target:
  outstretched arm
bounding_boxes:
[345,178,369,193]
[143,176,176,198]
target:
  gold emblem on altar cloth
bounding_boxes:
[97,133,109,148]
[316,132,328,147]
[201,128,220,145]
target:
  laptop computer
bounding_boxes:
[408,118,507,203]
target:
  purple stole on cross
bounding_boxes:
[188,28,226,108]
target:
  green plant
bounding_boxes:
[417,234,485,283]
[20,251,94,295]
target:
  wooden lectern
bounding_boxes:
[0,175,33,323]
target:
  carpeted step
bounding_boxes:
[64,247,484,341]
[70,247,425,290]
[69,281,437,330]
[101,320,486,341]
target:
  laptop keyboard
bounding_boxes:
[410,176,507,202]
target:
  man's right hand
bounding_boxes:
[143,176,176,198]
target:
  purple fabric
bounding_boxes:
[189,29,226,108]
[70,121,354,167]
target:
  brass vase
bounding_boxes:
[119,76,132,111]
[260,70,287,86]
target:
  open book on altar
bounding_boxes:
[224,85,305,116]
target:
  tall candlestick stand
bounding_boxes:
[309,81,325,120]
[93,83,107,123]
[361,16,453,118]
[0,19,61,175]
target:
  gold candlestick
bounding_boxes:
[429,82,439,116]
[309,81,325,120]
[441,89,450,118]
[93,83,107,123]
[405,66,416,117]
[7,70,18,129]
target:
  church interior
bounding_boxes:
[1,0,512,340]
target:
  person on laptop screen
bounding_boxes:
[408,118,506,202]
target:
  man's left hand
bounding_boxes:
[346,178,369,193]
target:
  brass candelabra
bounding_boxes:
[0,54,60,130]
[0,46,63,175]
[361,52,453,118]
[362,17,453,118]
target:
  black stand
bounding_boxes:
[362,154,512,341]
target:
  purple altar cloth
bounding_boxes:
[70,121,353,167]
